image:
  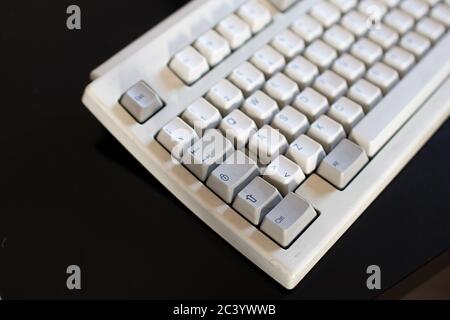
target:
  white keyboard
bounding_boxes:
[82,0,450,289]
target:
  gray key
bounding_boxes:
[261,193,317,248]
[317,139,368,189]
[119,81,164,123]
[207,151,259,204]
[233,177,283,225]
[182,129,234,181]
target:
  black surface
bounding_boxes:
[0,1,449,299]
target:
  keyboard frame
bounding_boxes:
[82,0,450,289]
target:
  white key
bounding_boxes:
[229,62,265,96]
[350,38,383,66]
[157,117,198,160]
[323,25,355,52]
[251,46,286,77]
[269,0,298,11]
[330,0,357,13]
[169,46,209,85]
[264,73,300,106]
[293,88,329,122]
[182,98,222,136]
[416,17,446,42]
[206,79,244,116]
[220,109,257,149]
[313,70,348,102]
[216,14,252,49]
[291,15,324,43]
[271,106,309,142]
[424,0,439,5]
[347,79,382,112]
[271,30,305,59]
[284,56,319,88]
[264,155,305,196]
[238,0,272,33]
[194,30,231,66]
[248,125,288,165]
[242,91,279,127]
[341,10,370,37]
[308,115,346,153]
[332,54,366,84]
[384,9,415,34]
[358,0,388,18]
[400,0,429,19]
[381,0,401,7]
[328,97,365,133]
[368,24,399,50]
[310,2,341,27]
[400,31,431,58]
[304,40,338,70]
[383,46,416,76]
[286,135,326,174]
[366,62,399,94]
[431,3,450,27]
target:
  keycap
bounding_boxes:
[341,10,370,36]
[313,70,348,102]
[400,0,429,20]
[251,46,286,77]
[120,81,164,123]
[219,109,257,149]
[182,129,234,181]
[291,15,324,43]
[228,62,265,96]
[248,125,288,165]
[350,38,383,66]
[241,90,279,127]
[293,88,329,122]
[423,0,439,5]
[216,14,252,49]
[381,0,400,7]
[261,193,318,248]
[328,97,365,133]
[157,117,198,160]
[206,150,259,203]
[332,54,366,84]
[400,31,431,58]
[271,29,305,59]
[182,98,222,136]
[431,3,450,27]
[383,46,416,76]
[368,24,399,50]
[237,0,272,33]
[330,0,357,13]
[308,115,346,153]
[318,139,369,189]
[169,46,209,85]
[358,0,388,18]
[271,106,309,142]
[284,56,319,88]
[304,40,338,71]
[416,17,445,42]
[286,134,326,174]
[366,62,399,94]
[269,0,298,11]
[264,155,305,195]
[384,9,415,34]
[310,1,341,27]
[233,177,282,225]
[264,73,299,106]
[347,79,382,112]
[206,79,244,116]
[194,30,231,66]
[323,25,355,53]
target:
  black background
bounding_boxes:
[0,1,449,299]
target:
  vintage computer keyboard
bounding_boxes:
[82,0,450,289]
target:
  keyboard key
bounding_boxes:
[229,62,265,96]
[313,70,348,102]
[317,139,369,189]
[264,155,305,195]
[310,2,341,27]
[220,109,257,149]
[347,79,382,112]
[284,56,319,88]
[207,79,244,116]
[194,30,231,66]
[271,106,309,142]
[271,29,305,59]
[384,9,415,34]
[237,0,272,33]
[330,0,357,13]
[264,73,299,106]
[341,10,370,36]
[400,31,431,58]
[169,46,209,85]
[120,81,164,123]
[182,129,234,181]
[350,38,383,66]
[233,177,282,225]
[249,125,288,165]
[332,54,366,84]
[261,193,318,248]
[286,134,326,174]
[400,0,429,20]
[182,98,222,136]
[217,14,252,49]
[358,0,388,18]
[293,88,329,122]
[269,0,298,11]
[366,62,399,94]
[368,24,399,50]
[381,0,400,7]
[416,17,445,42]
[383,46,416,76]
[304,40,338,71]
[323,25,355,53]
[308,115,346,153]
[157,117,198,160]
[431,3,450,27]
[206,150,259,203]
[242,91,279,127]
[328,97,365,133]
[251,45,286,77]
[291,15,324,43]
